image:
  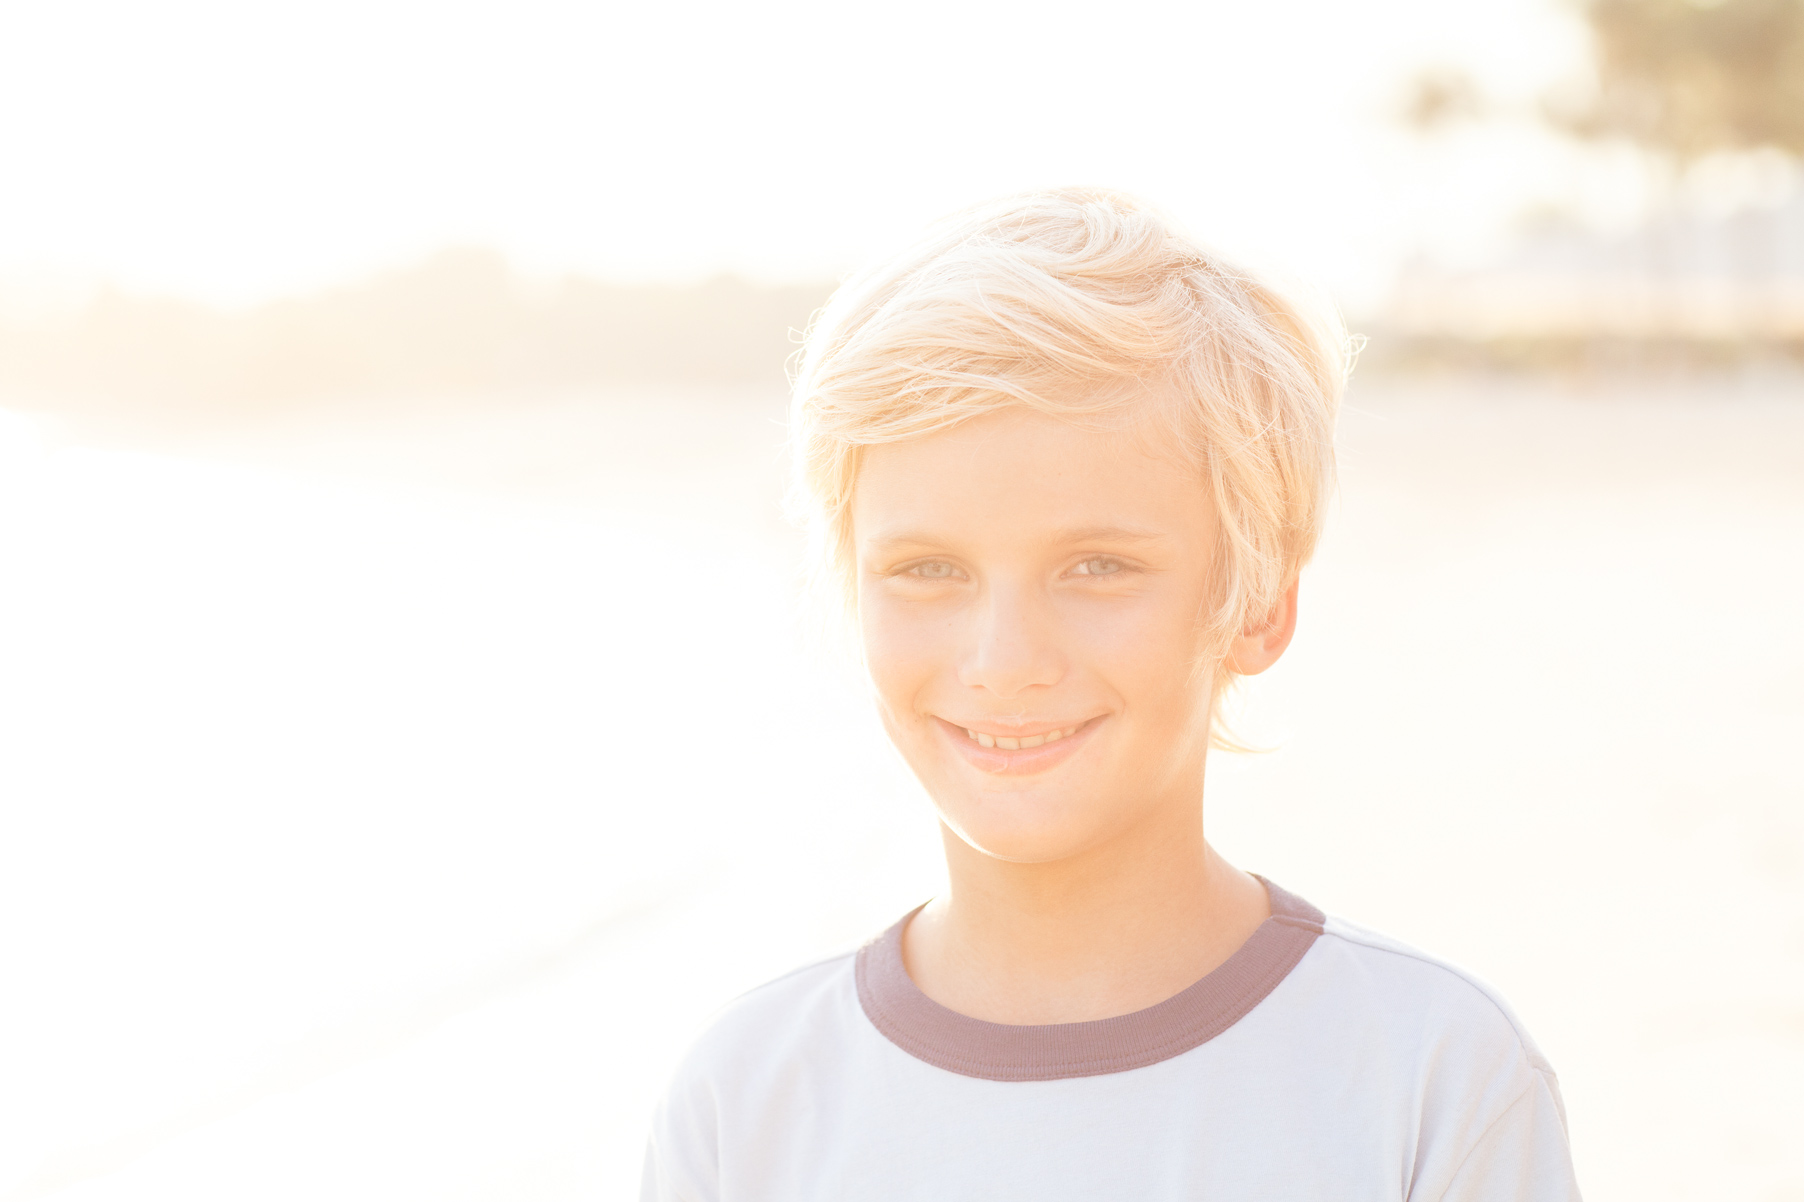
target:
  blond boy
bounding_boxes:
[640,188,1580,1201]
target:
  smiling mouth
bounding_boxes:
[957,722,1088,751]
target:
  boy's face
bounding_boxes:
[853,407,1227,865]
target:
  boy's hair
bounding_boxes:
[789,187,1348,749]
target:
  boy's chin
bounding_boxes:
[938,793,1124,866]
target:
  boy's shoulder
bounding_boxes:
[1304,910,1559,1081]
[668,946,864,1082]
[669,901,1555,1080]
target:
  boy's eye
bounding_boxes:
[908,561,963,580]
[1071,556,1125,577]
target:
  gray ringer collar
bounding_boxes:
[855,876,1325,1082]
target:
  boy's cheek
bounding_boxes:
[863,657,941,738]
[1060,584,1208,654]
[861,608,956,696]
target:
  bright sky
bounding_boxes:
[0,0,1595,313]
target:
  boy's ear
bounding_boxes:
[1225,578,1299,677]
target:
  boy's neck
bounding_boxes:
[901,801,1271,1026]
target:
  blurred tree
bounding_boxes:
[1551,0,1804,158]
[1400,68,1488,133]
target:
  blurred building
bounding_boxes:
[1388,194,1804,346]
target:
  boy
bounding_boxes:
[640,188,1580,1200]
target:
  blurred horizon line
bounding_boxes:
[3,240,1803,423]
[0,248,832,415]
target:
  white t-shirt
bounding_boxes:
[641,879,1581,1201]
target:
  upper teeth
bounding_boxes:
[964,725,1080,750]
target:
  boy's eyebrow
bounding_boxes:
[1051,525,1168,544]
[864,525,1168,550]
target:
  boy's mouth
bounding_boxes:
[932,716,1101,775]
[957,723,1085,751]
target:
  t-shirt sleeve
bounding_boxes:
[1430,1068,1582,1202]
[639,1073,719,1202]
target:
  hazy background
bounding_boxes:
[1,1,1801,1199]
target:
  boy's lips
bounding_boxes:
[954,720,1084,750]
[932,715,1101,774]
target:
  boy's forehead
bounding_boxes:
[853,407,1208,540]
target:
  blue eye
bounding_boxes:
[911,561,958,579]
[1074,557,1123,576]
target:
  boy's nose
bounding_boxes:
[958,582,1063,699]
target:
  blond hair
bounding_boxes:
[789,187,1348,748]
